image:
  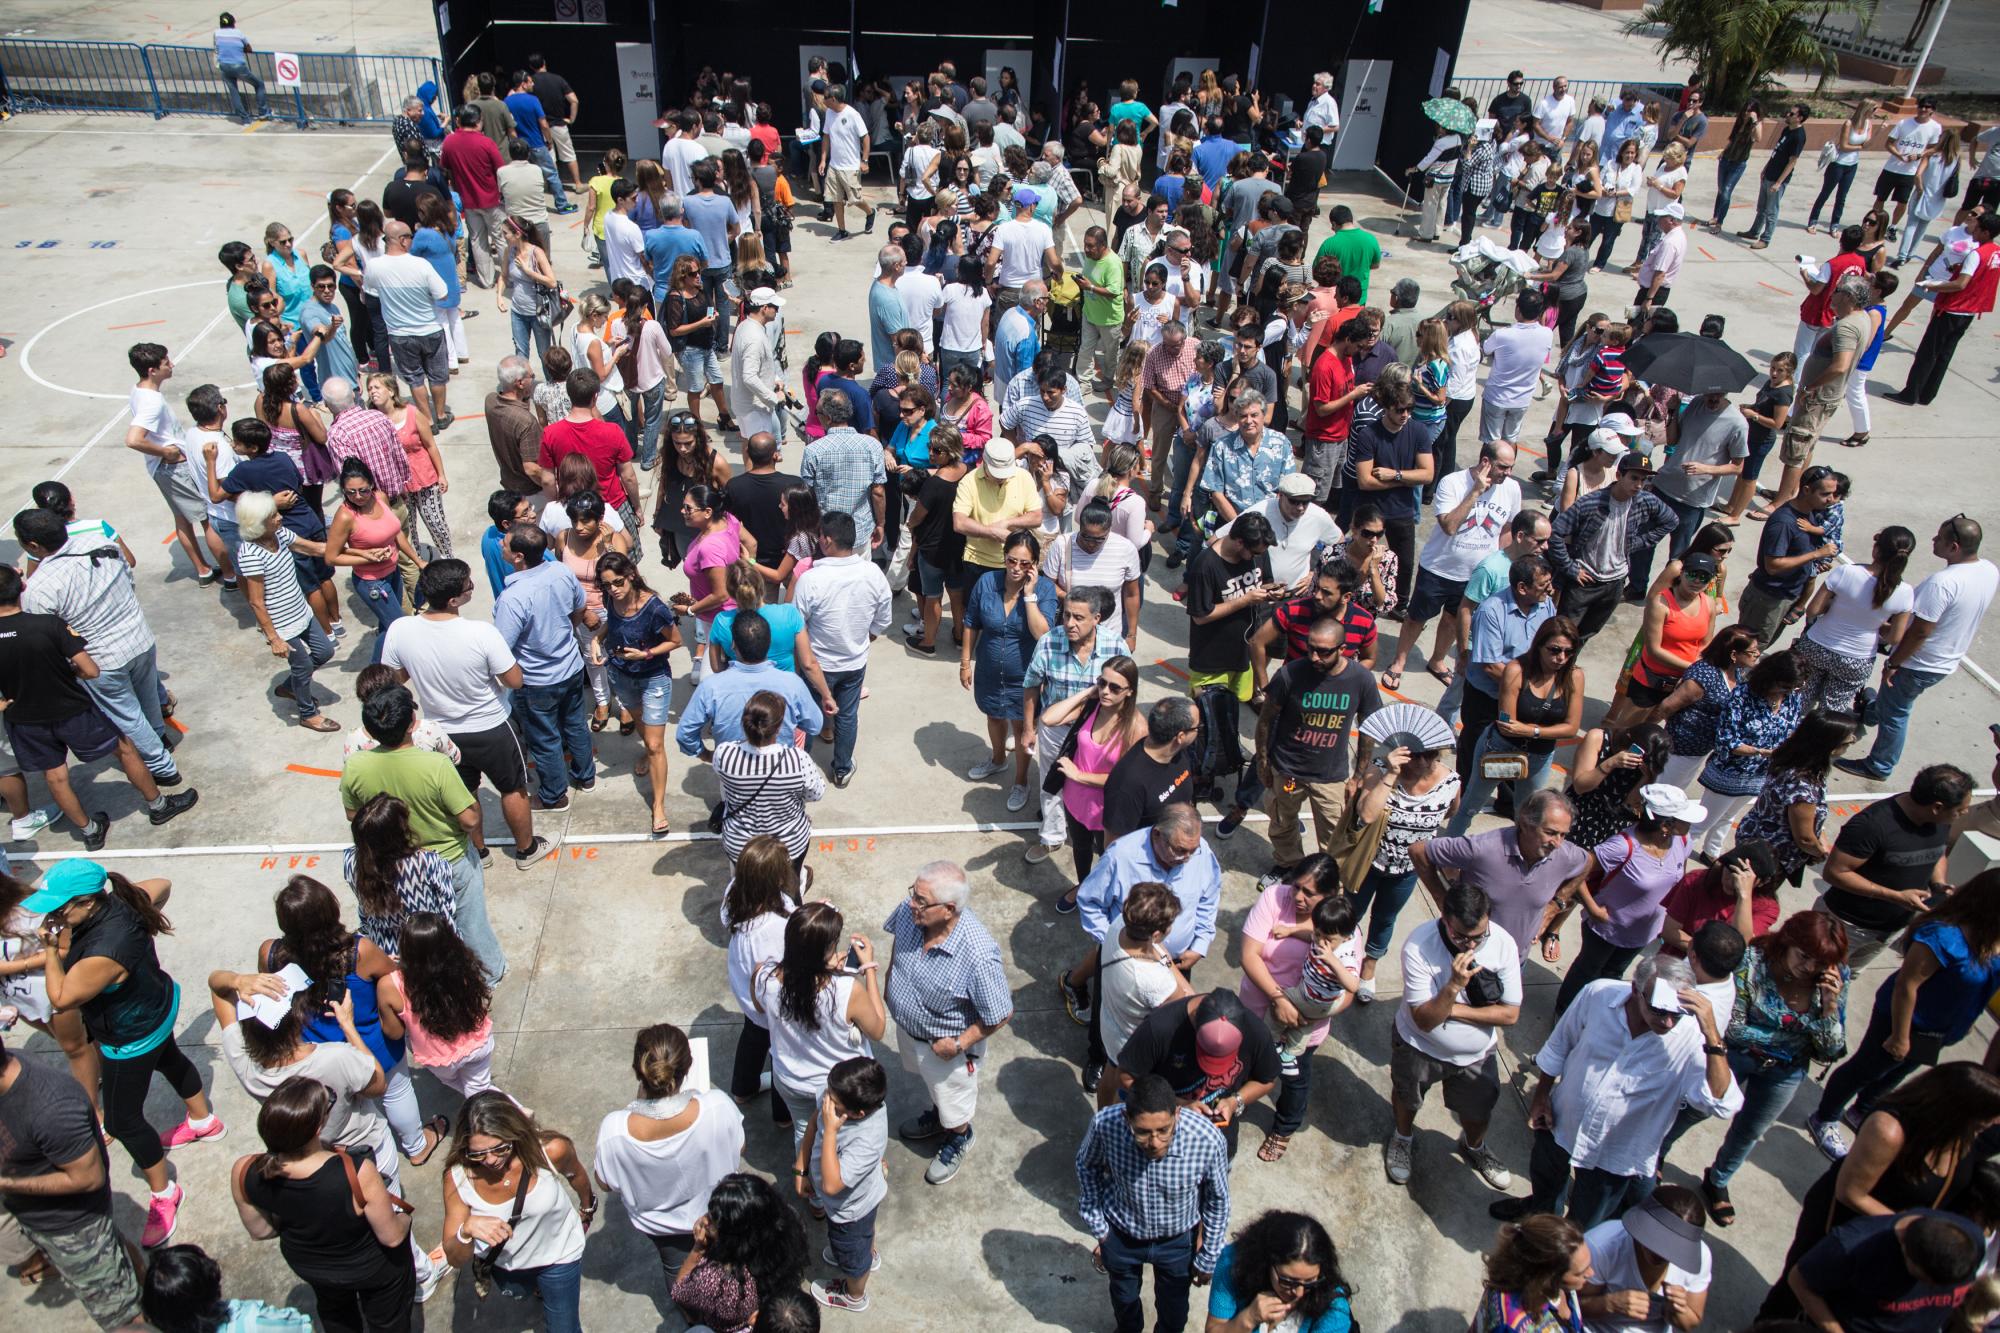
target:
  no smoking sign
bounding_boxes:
[272,52,302,87]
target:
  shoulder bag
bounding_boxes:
[466,1165,533,1300]
[336,1146,414,1216]
[1040,706,1092,796]
[709,763,777,834]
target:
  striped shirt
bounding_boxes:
[19,535,155,666]
[1075,1104,1231,1273]
[342,846,458,956]
[881,901,1012,1043]
[713,740,825,861]
[235,529,314,639]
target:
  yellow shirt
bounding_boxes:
[952,469,1041,569]
[588,174,617,239]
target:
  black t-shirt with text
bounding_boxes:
[1115,1001,1280,1106]
[1101,743,1198,842]
[1764,125,1808,181]
[1264,656,1382,783]
[0,612,92,724]
[1824,797,1949,932]
[1795,1210,1981,1333]
[1184,544,1274,675]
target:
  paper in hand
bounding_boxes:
[236,964,311,1028]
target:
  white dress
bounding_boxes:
[1101,382,1142,444]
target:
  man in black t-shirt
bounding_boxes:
[1102,697,1202,841]
[722,432,802,588]
[1741,102,1811,249]
[1821,764,1972,968]
[0,1046,140,1326]
[1183,511,1279,690]
[1790,1208,1982,1333]
[1111,990,1281,1158]
[381,146,449,230]
[1486,72,1531,141]
[528,54,582,193]
[1256,616,1383,873]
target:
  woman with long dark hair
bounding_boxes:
[251,359,334,518]
[323,457,423,665]
[961,530,1060,812]
[672,1172,809,1330]
[673,482,744,686]
[1732,707,1858,882]
[722,836,803,1124]
[1709,100,1762,231]
[599,549,682,838]
[1795,525,1916,713]
[559,488,628,733]
[0,868,101,1117]
[1040,654,1146,897]
[652,409,733,570]
[1448,617,1584,836]
[377,911,496,1101]
[343,793,456,957]
[231,1077,420,1328]
[752,901,887,1143]
[31,861,221,1249]
[440,1093,594,1331]
[1206,1209,1354,1333]
[1690,649,1806,859]
[1562,722,1671,850]
[1651,626,1760,791]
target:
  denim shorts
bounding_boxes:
[677,346,723,386]
[1404,566,1468,623]
[611,669,673,726]
[826,1205,879,1279]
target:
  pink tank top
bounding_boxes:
[1061,705,1128,831]
[388,971,491,1068]
[399,407,439,490]
[561,539,604,612]
[345,499,402,579]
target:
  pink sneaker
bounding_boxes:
[142,1183,182,1248]
[161,1116,226,1150]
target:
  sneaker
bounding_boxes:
[142,1183,183,1248]
[330,620,348,639]
[1807,1113,1850,1161]
[1354,975,1378,1004]
[903,631,935,655]
[1059,975,1090,1025]
[1024,842,1055,864]
[831,229,853,241]
[1164,550,1184,570]
[812,1279,870,1312]
[925,1128,972,1184]
[478,845,493,867]
[1384,1134,1414,1185]
[1006,784,1029,811]
[898,1109,945,1141]
[416,1262,445,1303]
[571,777,598,793]
[863,208,877,234]
[162,1115,226,1150]
[1278,1049,1299,1077]
[1833,757,1890,782]
[434,411,456,432]
[148,790,200,826]
[1214,808,1245,839]
[967,756,1008,781]
[10,808,56,840]
[508,835,553,869]
[537,793,572,813]
[153,769,184,788]
[831,768,855,789]
[1458,1134,1513,1190]
[902,616,922,635]
[822,1246,882,1272]
[1839,1104,1867,1132]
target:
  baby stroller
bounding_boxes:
[1449,237,1536,337]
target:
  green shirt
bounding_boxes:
[1081,253,1126,327]
[339,746,477,860]
[1316,228,1383,305]
[1463,549,1515,610]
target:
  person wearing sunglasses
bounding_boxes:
[440,1092,595,1329]
[323,458,423,668]
[298,264,359,394]
[1206,1209,1354,1333]
[259,221,313,325]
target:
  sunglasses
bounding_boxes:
[462,1142,514,1162]
[1357,528,1386,540]
[1307,644,1342,658]
[1544,644,1576,658]
[1098,677,1130,693]
[343,485,375,499]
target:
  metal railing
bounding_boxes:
[0,39,442,128]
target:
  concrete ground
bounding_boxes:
[4,26,2000,1333]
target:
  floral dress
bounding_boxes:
[1735,769,1828,880]
[1699,688,1805,799]
[1666,660,1734,759]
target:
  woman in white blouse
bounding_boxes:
[752,901,887,1146]
[1808,99,1877,234]
[1793,525,1916,714]
[720,837,803,1124]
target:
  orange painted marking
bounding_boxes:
[285,763,341,778]
[160,532,176,545]
[1153,658,1190,681]
[569,218,585,230]
[167,718,188,734]
[109,319,167,330]
[1757,281,1792,295]
[1697,246,1717,262]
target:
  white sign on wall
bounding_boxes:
[1330,59,1392,171]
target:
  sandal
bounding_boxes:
[651,819,673,839]
[1425,662,1455,689]
[1700,1169,1736,1225]
[1257,1133,1292,1163]
[300,715,342,733]
[1380,670,1404,691]
[1840,433,1869,448]
[15,1251,52,1286]
[591,713,609,733]
[619,717,637,737]
[407,1114,451,1167]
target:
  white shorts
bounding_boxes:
[899,1024,982,1127]
[550,124,577,165]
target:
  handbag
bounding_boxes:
[468,1163,534,1301]
[1612,195,1633,225]
[709,765,776,834]
[1041,709,1090,796]
[1817,139,1837,171]
[1480,751,1532,782]
[336,1147,414,1216]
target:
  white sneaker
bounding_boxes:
[1024,842,1055,864]
[1458,1134,1514,1190]
[9,808,56,840]
[902,617,922,635]
[967,757,1009,781]
[1354,975,1378,1004]
[1808,1113,1850,1161]
[1006,784,1029,811]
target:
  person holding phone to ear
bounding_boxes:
[751,902,887,1148]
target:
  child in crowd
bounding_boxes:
[1271,895,1363,1075]
[800,1055,889,1314]
[1101,344,1147,446]
[1725,352,1794,522]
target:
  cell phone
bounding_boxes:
[1496,712,1513,725]
[1627,743,1646,757]
[844,945,862,972]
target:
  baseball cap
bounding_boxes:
[1012,186,1042,206]
[1616,452,1656,475]
[1599,412,1643,438]
[21,859,110,913]
[1266,196,1294,218]
[1640,781,1707,825]
[1661,202,1685,220]
[1622,1195,1706,1272]
[983,439,1019,478]
[1194,1018,1244,1077]
[746,286,785,310]
[1276,473,1317,499]
[1680,551,1720,582]
[809,78,829,94]
[1586,427,1629,458]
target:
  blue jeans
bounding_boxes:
[1447,736,1556,838]
[1100,1224,1195,1333]
[283,622,337,719]
[1748,177,1789,243]
[1858,665,1947,777]
[1703,1052,1808,1188]
[702,265,735,352]
[637,381,668,469]
[1271,1041,1322,1136]
[495,1258,582,1333]
[1526,1127,1652,1232]
[822,667,865,777]
[1809,161,1858,228]
[1661,495,1707,562]
[84,646,175,778]
[1348,865,1420,961]
[1162,432,1202,553]
[218,62,271,120]
[531,146,567,205]
[1713,157,1749,225]
[448,852,508,982]
[514,671,597,805]
[352,571,404,665]
[509,310,551,362]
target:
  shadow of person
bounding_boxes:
[980,1227,1100,1333]
[996,1049,1095,1226]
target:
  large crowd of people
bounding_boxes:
[4,26,2000,1333]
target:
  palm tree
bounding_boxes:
[1631,0,1875,111]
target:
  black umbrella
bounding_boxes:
[1623,332,1757,396]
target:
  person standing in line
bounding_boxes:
[729,287,788,440]
[1380,442,1522,693]
[791,512,892,789]
[1479,293,1554,445]
[1074,1074,1232,1333]
[1546,455,1675,647]
[439,1094,594,1330]
[493,523,598,815]
[1256,616,1384,878]
[362,221,453,429]
[123,344,223,584]
[1885,212,2000,408]
[527,53,583,195]
[439,106,507,291]
[1738,103,1809,251]
[796,1054,892,1315]
[1023,587,1131,868]
[1839,515,1998,780]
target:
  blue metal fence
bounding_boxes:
[0,39,442,128]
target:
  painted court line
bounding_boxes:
[107,319,167,331]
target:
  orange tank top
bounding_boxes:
[1635,588,1713,686]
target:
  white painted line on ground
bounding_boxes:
[8,127,386,139]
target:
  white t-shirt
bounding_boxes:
[1582,1219,1712,1333]
[1250,494,1342,587]
[1447,329,1482,400]
[938,283,992,353]
[1905,559,2000,675]
[1483,322,1553,409]
[591,1090,745,1237]
[1394,919,1523,1065]
[992,217,1056,288]
[1535,93,1577,144]
[190,427,235,525]
[128,385,184,478]
[1044,530,1142,592]
[1805,562,1917,659]
[661,137,709,197]
[1884,116,1943,176]
[381,615,519,732]
[898,269,945,355]
[757,967,871,1096]
[1098,932,1183,1060]
[1593,163,1644,219]
[602,210,648,288]
[1645,165,1688,216]
[722,898,797,1020]
[824,105,869,171]
[1925,225,1979,284]
[1420,472,1524,583]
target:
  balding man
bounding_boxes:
[362,221,453,429]
[882,861,1012,1185]
[993,280,1047,390]
[485,356,546,495]
[868,245,906,370]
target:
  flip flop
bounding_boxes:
[1425,663,1455,689]
[1380,670,1404,691]
[651,819,673,840]
[406,1115,451,1166]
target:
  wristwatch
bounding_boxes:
[1702,1043,1726,1056]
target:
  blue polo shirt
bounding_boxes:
[675,659,824,755]
[1466,594,1555,698]
[503,92,547,149]
[644,226,709,303]
[492,559,585,686]
[1194,134,1238,188]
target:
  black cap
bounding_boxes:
[1680,551,1719,580]
[1616,453,1657,475]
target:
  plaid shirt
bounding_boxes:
[327,408,412,498]
[1075,1105,1231,1273]
[1023,623,1128,709]
[1140,339,1199,402]
[20,536,154,665]
[880,901,1012,1043]
[1545,487,1678,584]
[801,428,889,549]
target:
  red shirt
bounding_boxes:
[1655,868,1780,959]
[1305,346,1354,443]
[539,418,634,509]
[1271,593,1376,662]
[439,128,504,210]
[1940,241,2000,316]
[1800,251,1868,327]
[749,123,782,157]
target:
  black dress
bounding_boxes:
[242,1150,415,1333]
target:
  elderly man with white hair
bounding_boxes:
[1304,72,1341,134]
[485,355,547,495]
[881,860,1013,1185]
[1041,140,1083,233]
[868,243,907,369]
[1489,953,1743,1231]
[322,376,421,607]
